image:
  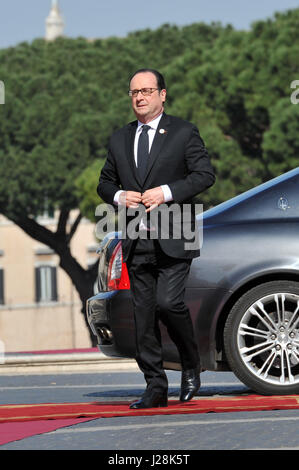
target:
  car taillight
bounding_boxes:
[107,243,130,290]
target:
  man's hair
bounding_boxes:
[129,69,166,90]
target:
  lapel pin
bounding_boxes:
[159,128,167,134]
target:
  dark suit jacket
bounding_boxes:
[97,113,215,261]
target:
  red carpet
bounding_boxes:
[1,395,299,446]
[0,418,95,446]
[1,395,299,424]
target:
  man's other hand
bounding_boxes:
[142,187,165,212]
[119,191,142,208]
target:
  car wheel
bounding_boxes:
[224,281,299,395]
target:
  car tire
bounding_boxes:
[224,281,299,395]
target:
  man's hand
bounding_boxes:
[142,187,165,212]
[119,191,142,208]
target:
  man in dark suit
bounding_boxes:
[98,69,215,409]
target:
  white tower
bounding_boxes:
[45,0,65,41]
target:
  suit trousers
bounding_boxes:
[126,237,200,393]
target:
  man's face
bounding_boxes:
[130,72,166,123]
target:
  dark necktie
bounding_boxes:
[137,125,151,182]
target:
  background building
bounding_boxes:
[0,211,96,352]
[45,0,65,41]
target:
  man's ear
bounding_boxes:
[160,89,167,103]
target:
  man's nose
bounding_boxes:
[136,90,146,99]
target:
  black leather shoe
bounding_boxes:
[130,390,168,409]
[180,367,201,402]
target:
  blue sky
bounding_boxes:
[0,0,298,49]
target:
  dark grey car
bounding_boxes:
[87,167,299,395]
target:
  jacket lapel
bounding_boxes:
[125,120,142,187]
[143,113,170,184]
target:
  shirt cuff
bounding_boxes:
[161,185,173,203]
[113,190,125,205]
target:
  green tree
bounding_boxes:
[0,9,298,342]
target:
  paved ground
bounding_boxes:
[1,368,299,451]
